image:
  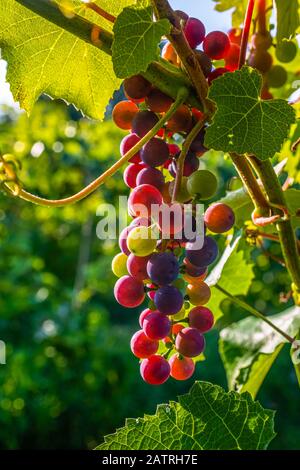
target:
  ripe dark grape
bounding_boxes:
[267,65,288,88]
[195,50,213,77]
[169,354,195,380]
[276,40,297,63]
[123,163,146,188]
[166,105,193,133]
[171,152,199,177]
[141,138,170,167]
[119,226,133,255]
[114,275,145,308]
[203,31,230,59]
[204,203,235,233]
[127,253,151,281]
[136,167,165,191]
[128,184,163,218]
[131,330,159,358]
[145,88,173,113]
[140,355,170,385]
[111,253,128,278]
[123,75,152,100]
[190,128,207,154]
[184,18,206,49]
[228,28,242,45]
[189,306,214,333]
[168,144,181,156]
[154,285,184,315]
[143,312,171,340]
[120,133,141,163]
[187,282,211,306]
[132,110,159,138]
[207,67,228,85]
[248,51,273,73]
[183,258,207,278]
[224,43,240,71]
[186,236,219,267]
[187,170,218,200]
[147,252,180,286]
[112,101,139,130]
[175,327,205,358]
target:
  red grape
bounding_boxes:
[119,226,133,255]
[184,18,206,49]
[169,354,195,380]
[224,43,240,71]
[189,306,214,333]
[207,67,229,85]
[204,203,235,233]
[140,355,170,385]
[114,275,145,308]
[112,101,139,130]
[132,110,159,138]
[139,308,154,328]
[141,137,170,167]
[120,133,141,163]
[136,167,165,191]
[143,312,171,340]
[123,163,146,188]
[175,327,205,357]
[203,31,230,60]
[131,330,158,358]
[187,282,211,306]
[145,88,173,113]
[127,253,151,281]
[123,75,152,100]
[128,184,163,218]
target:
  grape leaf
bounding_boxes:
[0,0,139,119]
[205,67,296,160]
[275,0,300,42]
[112,5,170,78]
[212,0,248,27]
[220,306,300,398]
[96,381,276,450]
[206,235,255,321]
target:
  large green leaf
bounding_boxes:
[0,0,139,119]
[220,306,300,398]
[205,67,296,160]
[206,235,255,321]
[96,381,276,450]
[112,5,170,78]
[275,0,300,42]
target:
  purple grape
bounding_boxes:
[143,312,171,340]
[136,167,165,191]
[154,285,183,315]
[175,327,205,357]
[147,252,180,286]
[132,111,159,138]
[186,236,218,268]
[171,152,199,177]
[190,127,207,154]
[141,138,170,167]
[184,258,207,277]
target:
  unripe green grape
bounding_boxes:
[127,226,157,256]
[169,177,191,203]
[172,307,186,321]
[276,41,297,63]
[112,253,128,277]
[267,65,288,88]
[187,170,218,200]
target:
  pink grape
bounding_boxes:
[114,275,145,308]
[127,253,151,281]
[120,133,141,163]
[143,312,171,340]
[184,18,206,49]
[175,327,205,357]
[189,306,214,333]
[128,184,163,218]
[140,355,170,385]
[131,330,158,358]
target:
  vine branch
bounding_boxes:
[239,0,255,68]
[3,89,188,207]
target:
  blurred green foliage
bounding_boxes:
[0,99,299,449]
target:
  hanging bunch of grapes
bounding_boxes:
[110,11,236,385]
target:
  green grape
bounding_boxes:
[127,226,157,256]
[276,41,297,63]
[169,177,191,203]
[228,176,243,191]
[267,65,288,88]
[187,170,218,200]
[112,252,128,277]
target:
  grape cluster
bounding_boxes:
[110,11,237,385]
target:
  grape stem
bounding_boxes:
[151,0,210,112]
[238,0,256,68]
[4,89,188,207]
[172,118,206,203]
[84,2,116,23]
[248,156,300,302]
[215,284,297,345]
